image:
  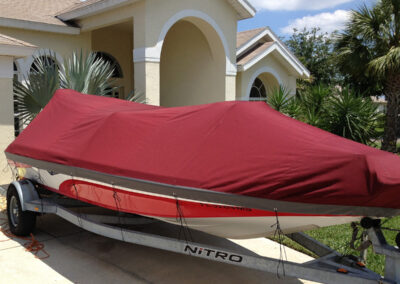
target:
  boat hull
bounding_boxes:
[12,165,361,239]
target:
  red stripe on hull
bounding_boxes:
[51,180,342,218]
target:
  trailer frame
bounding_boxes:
[5,180,400,284]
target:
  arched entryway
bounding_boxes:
[160,17,226,107]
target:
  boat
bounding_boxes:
[5,89,400,239]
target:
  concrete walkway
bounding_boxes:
[0,185,319,284]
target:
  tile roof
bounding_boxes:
[237,41,274,66]
[0,0,80,26]
[57,0,103,15]
[236,27,266,49]
[0,33,36,47]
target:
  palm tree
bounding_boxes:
[336,0,400,152]
[59,51,115,95]
[14,51,118,126]
[13,56,60,125]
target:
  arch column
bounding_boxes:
[0,37,36,183]
[133,47,160,106]
[0,56,14,183]
[132,7,161,106]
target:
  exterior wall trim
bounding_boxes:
[0,56,13,78]
[58,0,255,21]
[0,17,80,35]
[242,66,283,101]
[0,45,37,59]
[133,47,161,63]
[238,44,304,76]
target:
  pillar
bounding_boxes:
[0,56,15,184]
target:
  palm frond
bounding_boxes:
[13,55,59,124]
[125,90,147,104]
[368,46,400,76]
[59,50,116,96]
[267,85,291,112]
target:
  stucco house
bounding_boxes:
[0,0,309,184]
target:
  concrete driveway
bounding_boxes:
[0,186,318,284]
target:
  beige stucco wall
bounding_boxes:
[237,52,298,100]
[0,56,14,184]
[135,61,160,105]
[225,75,236,101]
[0,27,91,75]
[78,0,238,106]
[92,21,133,98]
[160,21,225,107]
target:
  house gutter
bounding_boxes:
[0,17,80,35]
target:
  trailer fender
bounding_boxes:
[8,180,39,211]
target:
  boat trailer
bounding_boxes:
[5,180,400,284]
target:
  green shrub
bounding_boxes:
[267,85,383,145]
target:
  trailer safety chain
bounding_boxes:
[271,208,287,279]
[71,178,83,228]
[112,187,125,242]
[174,193,194,245]
[350,222,372,252]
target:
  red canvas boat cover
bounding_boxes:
[6,89,400,209]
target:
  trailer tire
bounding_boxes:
[6,185,36,236]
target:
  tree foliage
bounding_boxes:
[335,0,400,152]
[285,27,340,86]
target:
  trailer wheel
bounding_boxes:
[6,185,36,236]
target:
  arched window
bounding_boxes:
[30,56,58,73]
[94,52,124,98]
[250,78,267,101]
[13,62,19,80]
[94,52,123,78]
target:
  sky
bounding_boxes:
[239,0,376,37]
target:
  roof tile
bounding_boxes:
[57,0,103,15]
[237,41,274,66]
[0,0,80,26]
[236,27,266,49]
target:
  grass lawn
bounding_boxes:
[271,217,400,275]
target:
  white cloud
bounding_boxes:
[250,0,354,11]
[281,10,351,35]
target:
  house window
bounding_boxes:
[94,52,123,98]
[30,56,58,73]
[250,78,267,101]
[94,52,123,78]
